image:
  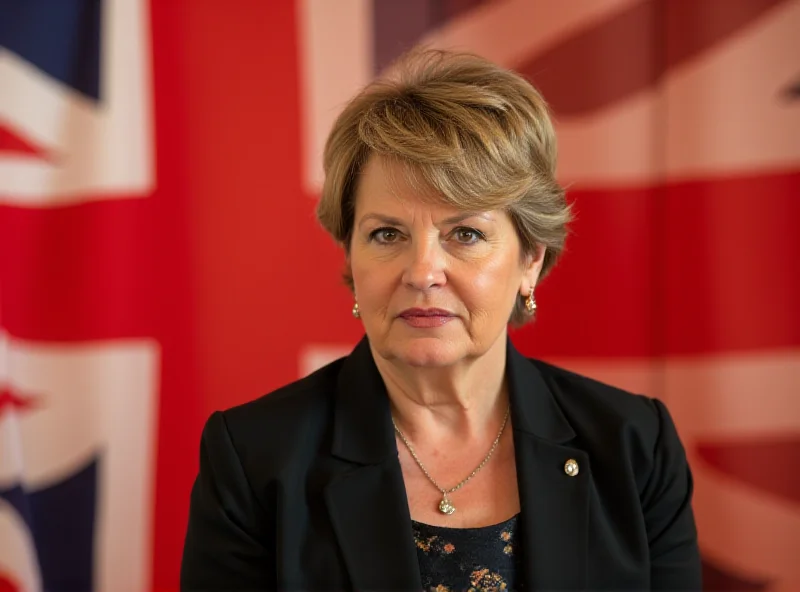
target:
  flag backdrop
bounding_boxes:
[1,0,798,590]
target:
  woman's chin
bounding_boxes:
[381,336,464,368]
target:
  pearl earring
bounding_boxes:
[352,302,360,318]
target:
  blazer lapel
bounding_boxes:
[507,341,590,591]
[324,337,422,591]
[324,461,422,591]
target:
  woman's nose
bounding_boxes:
[402,238,446,291]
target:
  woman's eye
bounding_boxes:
[453,227,484,244]
[369,227,401,243]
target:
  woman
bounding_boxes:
[181,49,701,591]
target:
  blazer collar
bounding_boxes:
[327,337,421,590]
[331,334,576,463]
[506,336,576,443]
[506,339,589,591]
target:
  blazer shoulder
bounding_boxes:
[528,357,664,445]
[526,357,691,498]
[226,356,343,424]
[526,358,700,584]
[206,356,346,473]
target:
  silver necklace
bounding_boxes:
[391,404,511,515]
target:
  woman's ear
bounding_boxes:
[521,245,546,295]
[341,245,356,294]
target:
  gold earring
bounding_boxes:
[352,302,360,318]
[524,289,536,315]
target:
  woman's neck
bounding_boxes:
[371,335,509,440]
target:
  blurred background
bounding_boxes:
[1,0,798,590]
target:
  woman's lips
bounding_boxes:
[398,308,456,328]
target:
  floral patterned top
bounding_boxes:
[412,514,522,592]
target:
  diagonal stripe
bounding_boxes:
[555,0,800,186]
[516,0,788,116]
[0,0,154,204]
[0,387,39,415]
[0,126,47,159]
[372,0,491,73]
[698,439,800,506]
[701,560,769,591]
[419,0,644,74]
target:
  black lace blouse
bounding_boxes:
[412,514,522,591]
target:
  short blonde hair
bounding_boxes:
[316,49,572,326]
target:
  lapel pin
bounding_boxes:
[564,459,579,477]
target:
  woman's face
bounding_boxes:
[348,156,543,368]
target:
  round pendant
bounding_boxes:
[438,496,456,515]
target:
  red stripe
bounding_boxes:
[1,198,158,341]
[661,170,800,355]
[512,169,800,358]
[4,173,796,360]
[148,1,201,589]
[148,0,317,589]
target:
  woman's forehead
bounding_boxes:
[354,183,492,221]
[354,155,498,219]
[356,155,431,198]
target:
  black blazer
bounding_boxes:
[181,337,701,591]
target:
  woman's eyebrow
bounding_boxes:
[441,212,494,225]
[357,212,493,229]
[357,213,405,229]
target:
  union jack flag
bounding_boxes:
[1,1,797,591]
[1,1,158,590]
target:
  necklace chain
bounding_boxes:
[391,404,511,508]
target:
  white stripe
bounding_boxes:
[297,0,374,194]
[552,349,800,435]
[299,343,355,377]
